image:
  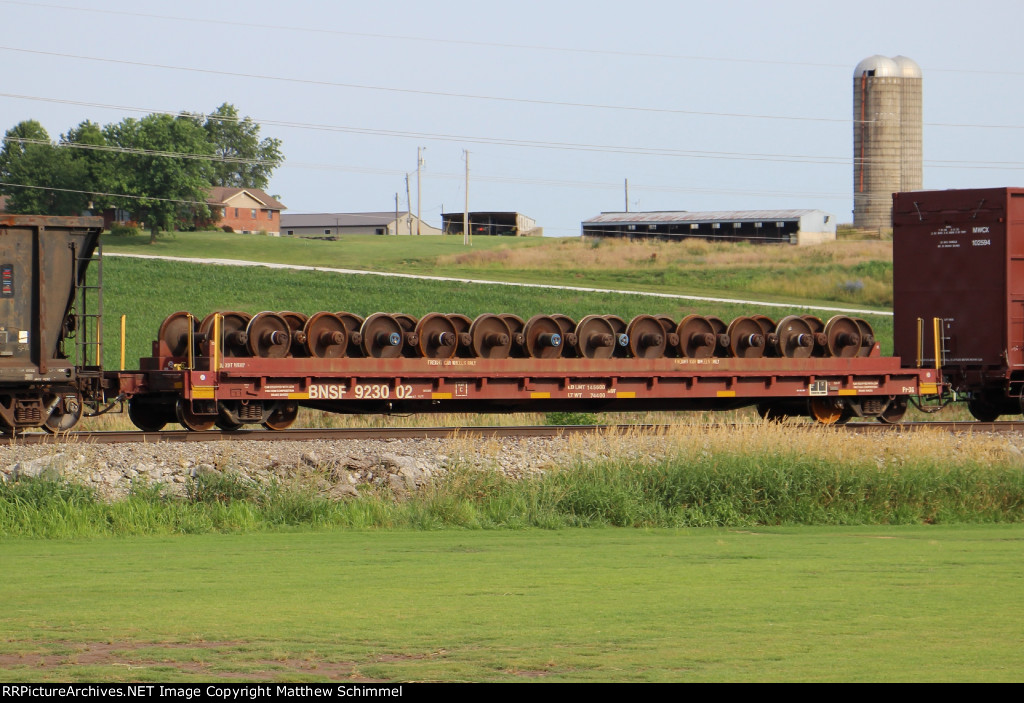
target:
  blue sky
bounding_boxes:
[1,0,1021,236]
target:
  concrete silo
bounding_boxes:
[853,55,923,229]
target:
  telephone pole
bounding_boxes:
[416,147,425,235]
[463,150,470,246]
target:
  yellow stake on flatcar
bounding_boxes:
[119,314,126,371]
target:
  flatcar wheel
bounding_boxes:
[967,396,1001,422]
[246,312,292,358]
[655,316,680,358]
[575,315,616,359]
[501,314,527,357]
[854,318,876,357]
[603,315,631,357]
[877,396,908,424]
[774,315,814,359]
[335,312,365,357]
[360,313,404,358]
[726,316,765,358]
[127,397,170,432]
[523,315,564,359]
[470,314,512,358]
[550,315,579,358]
[215,416,244,431]
[158,311,198,358]
[41,391,83,433]
[627,315,666,358]
[263,402,298,431]
[824,315,861,358]
[808,397,849,425]
[304,312,348,358]
[175,399,216,432]
[415,313,458,358]
[676,315,716,358]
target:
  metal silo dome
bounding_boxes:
[891,55,923,78]
[854,55,899,77]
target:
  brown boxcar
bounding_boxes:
[893,187,1024,420]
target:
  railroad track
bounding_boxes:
[6,421,1024,445]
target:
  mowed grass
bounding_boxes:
[102,230,895,309]
[2,526,1023,682]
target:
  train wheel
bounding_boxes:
[523,315,564,358]
[304,312,348,358]
[627,315,667,358]
[470,314,512,358]
[501,314,528,357]
[726,316,765,358]
[824,316,861,358]
[200,311,252,357]
[246,312,292,358]
[280,311,310,357]
[603,315,631,357]
[967,396,1001,422]
[157,311,198,358]
[808,397,849,425]
[175,399,216,432]
[677,315,716,358]
[335,312,365,357]
[415,313,458,359]
[853,318,876,357]
[42,391,83,434]
[127,397,170,432]
[361,313,405,358]
[263,402,298,431]
[575,315,616,359]
[877,397,908,424]
[774,315,814,359]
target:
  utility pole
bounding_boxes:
[625,178,629,212]
[463,150,470,246]
[394,193,399,236]
[416,147,425,235]
[405,174,412,235]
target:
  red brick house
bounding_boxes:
[207,187,286,235]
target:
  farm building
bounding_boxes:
[581,210,836,246]
[280,212,441,238]
[441,211,542,237]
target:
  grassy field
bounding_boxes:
[97,256,895,372]
[102,230,895,309]
[2,526,1023,682]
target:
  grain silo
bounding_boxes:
[853,55,923,229]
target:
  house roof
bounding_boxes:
[207,187,286,211]
[281,212,415,228]
[582,209,827,225]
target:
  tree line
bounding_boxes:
[0,104,283,238]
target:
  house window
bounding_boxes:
[287,230,294,235]
[251,209,257,219]
[234,208,239,217]
[324,229,331,235]
[267,210,273,220]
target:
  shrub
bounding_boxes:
[109,221,141,237]
[221,225,234,233]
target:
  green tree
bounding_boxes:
[0,120,87,214]
[202,103,283,189]
[61,120,111,213]
[104,113,215,242]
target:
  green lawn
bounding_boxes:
[2,526,1021,682]
[99,256,894,373]
[101,230,895,310]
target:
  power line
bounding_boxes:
[4,0,1023,77]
